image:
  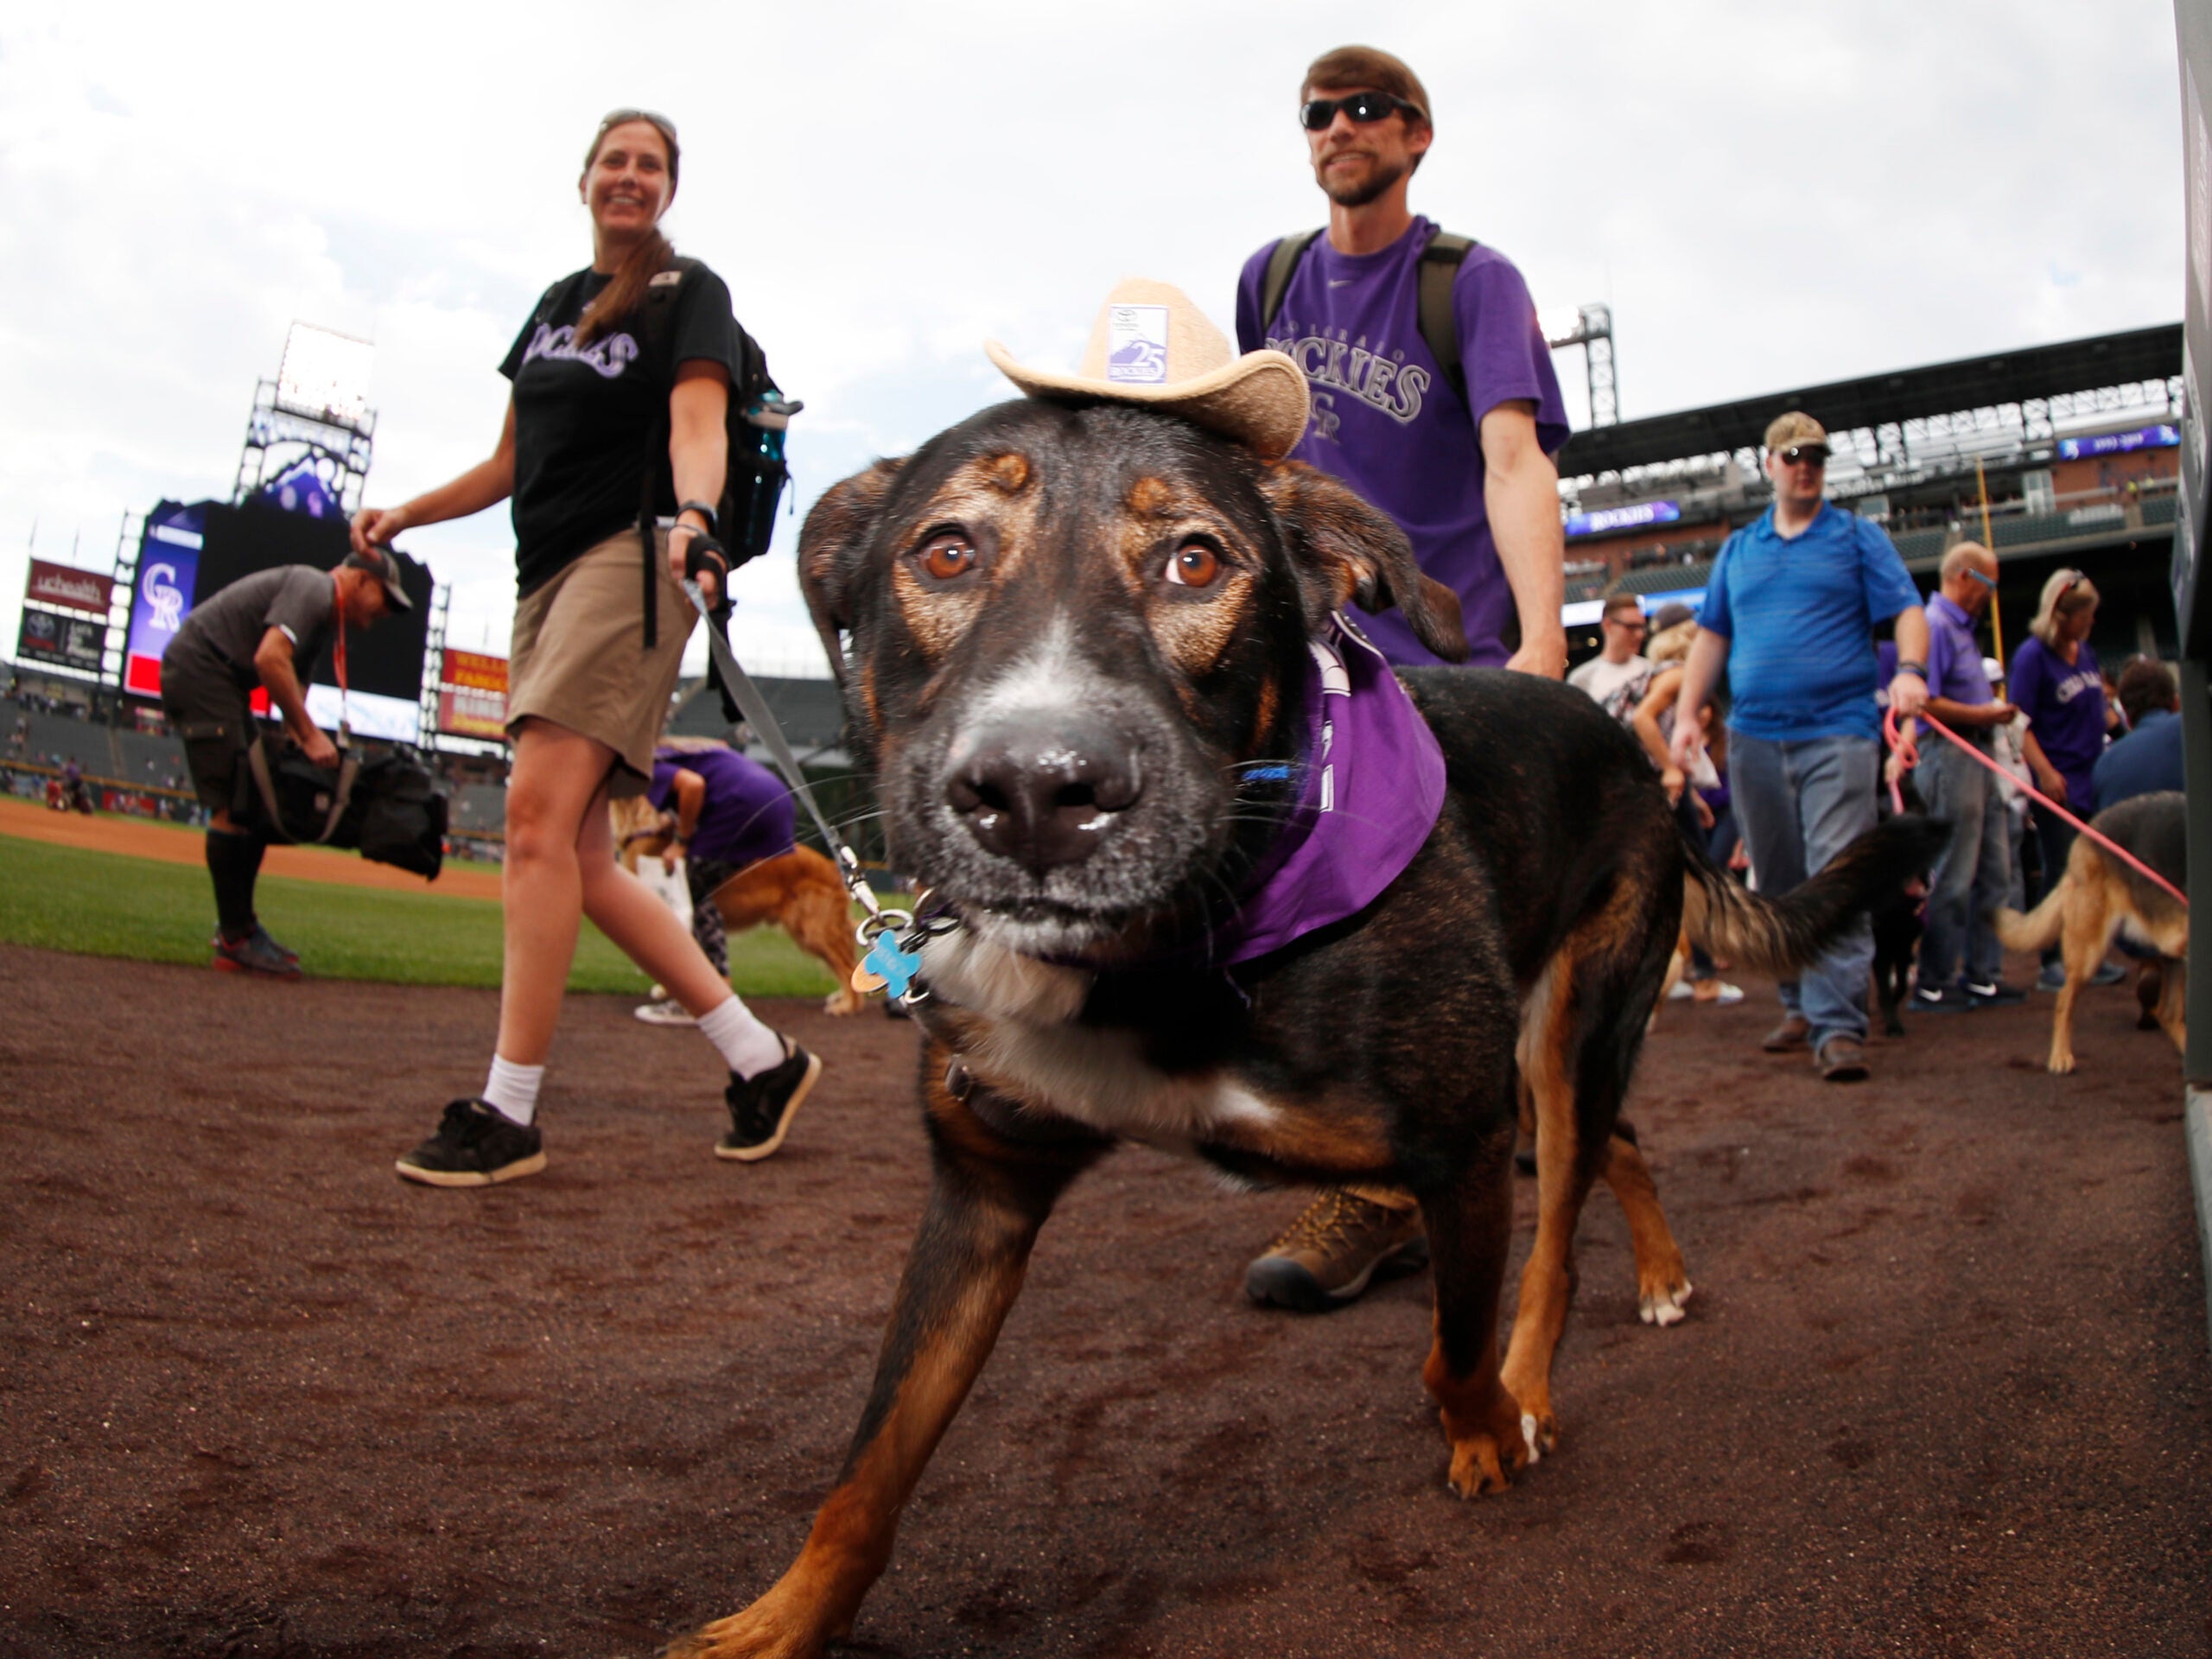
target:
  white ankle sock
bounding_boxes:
[696,995,785,1077]
[482,1055,545,1125]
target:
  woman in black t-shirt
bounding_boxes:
[351,110,819,1188]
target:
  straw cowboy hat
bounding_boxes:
[986,278,1310,461]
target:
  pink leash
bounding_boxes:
[1884,704,2188,908]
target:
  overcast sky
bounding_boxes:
[0,1,2187,683]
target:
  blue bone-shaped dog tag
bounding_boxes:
[859,928,924,999]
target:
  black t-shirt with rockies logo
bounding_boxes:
[499,262,740,597]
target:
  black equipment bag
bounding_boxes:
[243,739,448,881]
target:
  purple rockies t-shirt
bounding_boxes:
[647,747,797,868]
[2008,636,2105,801]
[1236,217,1570,667]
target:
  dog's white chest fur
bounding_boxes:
[921,932,1276,1150]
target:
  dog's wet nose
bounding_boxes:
[946,723,1142,874]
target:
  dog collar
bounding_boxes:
[1205,614,1447,964]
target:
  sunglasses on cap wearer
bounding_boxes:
[1605,611,1648,631]
[1300,91,1425,130]
[1778,445,1828,467]
[595,107,677,141]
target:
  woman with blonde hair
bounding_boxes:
[2008,567,2122,991]
[352,109,818,1186]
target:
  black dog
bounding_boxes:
[668,400,1939,1658]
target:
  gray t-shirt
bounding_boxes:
[168,566,338,692]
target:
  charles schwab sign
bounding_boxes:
[26,559,115,617]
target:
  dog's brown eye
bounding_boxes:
[1166,541,1223,589]
[918,533,976,582]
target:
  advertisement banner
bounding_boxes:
[25,559,115,617]
[124,501,207,696]
[437,648,509,740]
[17,608,106,672]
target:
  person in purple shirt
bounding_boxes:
[2009,569,2122,991]
[632,742,798,1025]
[1904,544,2024,1012]
[1234,44,1570,676]
[1232,44,1570,1314]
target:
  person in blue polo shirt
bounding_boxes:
[1669,412,1929,1081]
[1905,543,2025,1013]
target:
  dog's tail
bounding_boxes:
[1681,815,1948,976]
[1993,885,2066,954]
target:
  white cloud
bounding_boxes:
[0,0,2185,685]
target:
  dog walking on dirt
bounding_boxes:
[1996,791,2186,1074]
[662,283,1940,1659]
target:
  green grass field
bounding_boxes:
[0,835,842,997]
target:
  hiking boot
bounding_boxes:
[212,927,302,980]
[633,999,697,1027]
[1243,1190,1429,1312]
[2035,962,2068,993]
[396,1099,545,1188]
[1762,1013,1811,1052]
[1963,978,2026,1007]
[2089,961,2127,988]
[719,1039,821,1162]
[1815,1034,1870,1082]
[1911,984,1977,1014]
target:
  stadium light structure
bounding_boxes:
[1541,303,1618,427]
[233,323,378,517]
[275,323,374,426]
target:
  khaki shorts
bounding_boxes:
[507,525,696,798]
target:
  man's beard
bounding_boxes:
[1316,150,1408,208]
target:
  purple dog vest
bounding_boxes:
[1207,615,1447,963]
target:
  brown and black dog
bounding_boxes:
[1996,790,2186,1074]
[667,400,1937,1658]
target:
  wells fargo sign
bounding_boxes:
[26,559,115,617]
[436,649,509,741]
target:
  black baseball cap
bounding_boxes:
[344,544,415,611]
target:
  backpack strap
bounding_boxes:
[1259,230,1322,335]
[1416,229,1477,408]
[633,259,698,649]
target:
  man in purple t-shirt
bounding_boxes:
[1234,44,1571,675]
[1233,44,1571,1315]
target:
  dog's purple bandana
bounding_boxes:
[1207,614,1446,964]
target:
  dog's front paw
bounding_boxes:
[2047,1051,2076,1076]
[1439,1393,1531,1498]
[665,1596,834,1659]
[823,986,866,1016]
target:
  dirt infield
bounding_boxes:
[3,941,2209,1659]
[0,796,505,900]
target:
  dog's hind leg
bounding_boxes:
[671,1058,1109,1659]
[2157,956,2188,1059]
[2048,880,2119,1076]
[1603,1122,1692,1327]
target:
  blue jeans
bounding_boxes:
[1728,731,1877,1049]
[1918,739,2009,988]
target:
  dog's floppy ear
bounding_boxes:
[1258,461,1467,662]
[799,458,906,687]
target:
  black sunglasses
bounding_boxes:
[1779,445,1829,467]
[596,107,678,142]
[1300,91,1424,131]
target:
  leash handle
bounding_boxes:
[680,580,882,925]
[1884,704,2186,908]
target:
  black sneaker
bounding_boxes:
[396,1099,545,1188]
[1911,984,1977,1014]
[719,1039,821,1162]
[1963,978,2026,1007]
[212,927,302,979]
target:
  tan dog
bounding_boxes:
[611,792,865,1016]
[1995,791,2186,1074]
